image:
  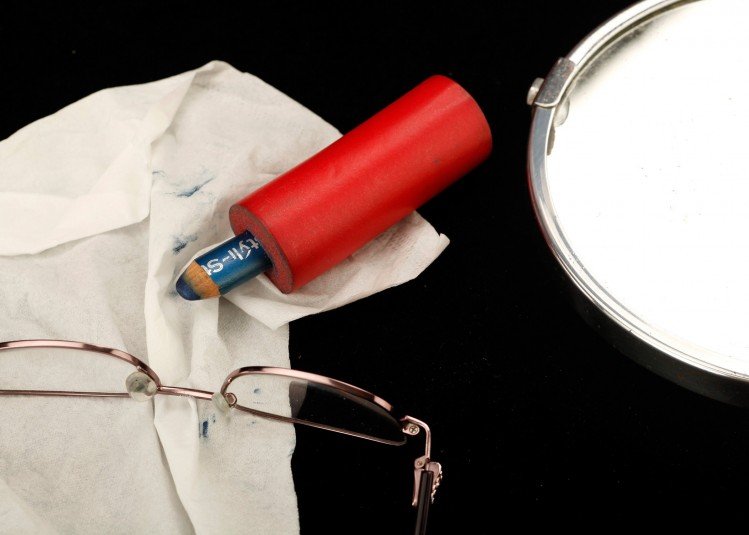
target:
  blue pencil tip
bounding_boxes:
[176,275,200,301]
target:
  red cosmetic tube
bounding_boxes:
[228,74,492,294]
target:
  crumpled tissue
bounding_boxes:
[0,60,449,534]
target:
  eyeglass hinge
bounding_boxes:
[411,456,443,507]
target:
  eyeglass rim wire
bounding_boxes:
[0,339,432,455]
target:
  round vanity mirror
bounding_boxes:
[527,0,749,406]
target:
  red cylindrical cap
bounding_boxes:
[228,74,492,293]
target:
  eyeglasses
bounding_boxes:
[0,339,442,535]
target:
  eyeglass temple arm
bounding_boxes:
[414,470,434,535]
[403,416,443,511]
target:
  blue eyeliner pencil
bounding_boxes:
[176,231,270,300]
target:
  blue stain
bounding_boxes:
[200,415,217,438]
[173,233,199,255]
[177,177,214,198]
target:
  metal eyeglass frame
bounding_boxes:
[0,339,442,535]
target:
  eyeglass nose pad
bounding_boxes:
[212,392,236,414]
[126,371,158,401]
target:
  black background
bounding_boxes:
[5,1,749,533]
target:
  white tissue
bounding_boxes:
[0,60,449,534]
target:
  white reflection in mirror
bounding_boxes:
[547,0,749,369]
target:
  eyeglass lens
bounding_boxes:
[0,346,135,395]
[226,372,407,444]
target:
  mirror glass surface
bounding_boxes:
[543,0,749,377]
